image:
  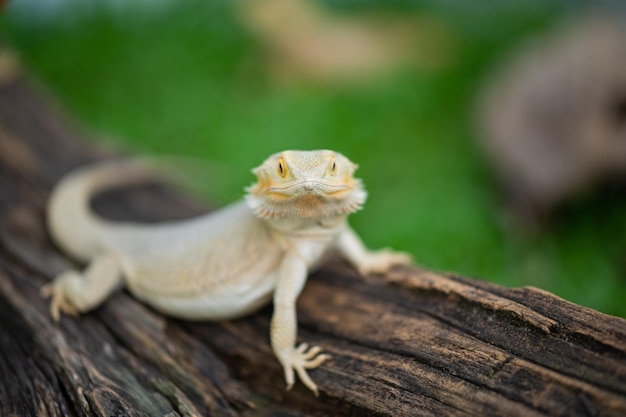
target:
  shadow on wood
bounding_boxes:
[0,53,625,416]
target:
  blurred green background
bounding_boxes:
[2,0,625,317]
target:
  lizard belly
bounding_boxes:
[106,201,283,320]
[129,270,278,321]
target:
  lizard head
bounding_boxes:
[245,150,367,219]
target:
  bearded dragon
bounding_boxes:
[42,150,412,395]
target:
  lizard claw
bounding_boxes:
[39,282,54,298]
[280,343,331,396]
[40,272,81,322]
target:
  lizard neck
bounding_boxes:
[263,214,348,238]
[263,214,349,268]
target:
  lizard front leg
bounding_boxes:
[271,252,331,396]
[337,226,413,276]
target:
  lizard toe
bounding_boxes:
[280,343,330,395]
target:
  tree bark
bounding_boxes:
[1,53,625,417]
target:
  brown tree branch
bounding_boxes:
[1,54,625,417]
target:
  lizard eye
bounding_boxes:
[329,160,337,175]
[277,158,287,177]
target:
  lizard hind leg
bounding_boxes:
[41,252,123,321]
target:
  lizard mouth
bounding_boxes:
[268,180,349,196]
[246,179,367,219]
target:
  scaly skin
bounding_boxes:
[43,150,412,395]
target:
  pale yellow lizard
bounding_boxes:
[42,150,412,395]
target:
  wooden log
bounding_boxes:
[0,52,625,417]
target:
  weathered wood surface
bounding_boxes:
[1,56,626,417]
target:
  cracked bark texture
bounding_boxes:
[1,54,626,417]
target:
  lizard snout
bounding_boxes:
[302,180,317,191]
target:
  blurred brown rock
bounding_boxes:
[238,0,455,86]
[477,17,626,227]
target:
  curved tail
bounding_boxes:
[47,159,156,262]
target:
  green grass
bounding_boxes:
[2,0,625,317]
